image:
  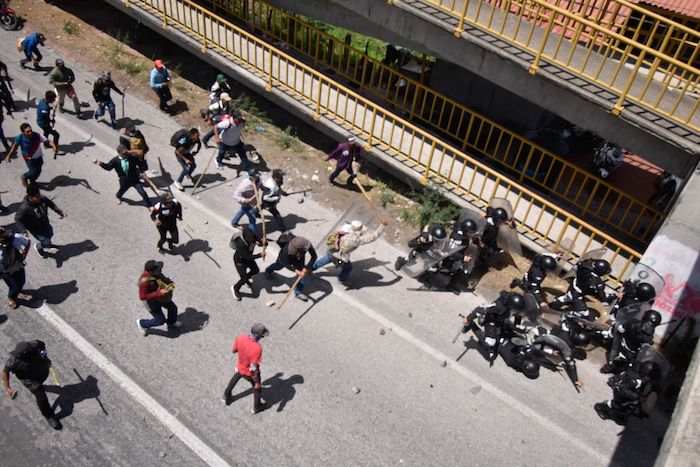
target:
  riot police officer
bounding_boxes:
[610,281,656,320]
[439,218,479,294]
[475,207,512,268]
[548,258,616,320]
[595,361,661,425]
[600,309,661,374]
[462,291,525,362]
[510,254,558,306]
[394,224,446,271]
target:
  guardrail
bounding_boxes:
[403,0,699,133]
[199,0,665,247]
[122,0,643,283]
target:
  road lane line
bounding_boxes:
[35,304,230,467]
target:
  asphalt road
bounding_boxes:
[0,35,668,466]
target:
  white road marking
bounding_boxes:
[36,304,230,467]
[20,85,606,462]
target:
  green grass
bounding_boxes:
[275,126,303,152]
[398,188,460,229]
[63,20,81,36]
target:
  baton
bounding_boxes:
[353,178,383,221]
[140,172,160,195]
[252,182,267,255]
[452,313,466,343]
[50,367,61,386]
[191,149,217,195]
[122,85,128,119]
[277,274,304,311]
[286,188,313,196]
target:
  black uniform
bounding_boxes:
[231,230,263,295]
[476,212,499,267]
[150,199,182,250]
[3,340,61,429]
[595,369,655,425]
[602,319,654,374]
[550,260,613,318]
[464,292,514,360]
[512,255,549,302]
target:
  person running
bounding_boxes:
[18,32,46,69]
[214,114,249,171]
[36,91,63,155]
[0,227,30,309]
[15,184,66,257]
[230,228,265,301]
[231,170,261,231]
[92,71,123,129]
[222,323,269,414]
[119,123,150,171]
[325,136,363,185]
[264,235,317,302]
[4,123,58,188]
[3,340,62,430]
[151,193,182,254]
[48,59,83,117]
[136,260,180,335]
[172,128,201,192]
[258,169,288,231]
[92,145,152,207]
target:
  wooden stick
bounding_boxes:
[277,274,304,311]
[191,149,217,195]
[353,178,382,220]
[50,367,61,386]
[252,181,267,255]
[140,172,160,196]
[122,85,128,119]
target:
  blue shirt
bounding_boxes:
[149,67,170,89]
[21,33,42,53]
[36,99,51,126]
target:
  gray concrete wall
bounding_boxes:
[267,0,699,176]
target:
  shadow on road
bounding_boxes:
[50,239,99,268]
[22,280,79,306]
[46,371,103,420]
[145,307,209,338]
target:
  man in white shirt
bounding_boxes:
[231,170,261,232]
[214,114,249,172]
[259,169,289,231]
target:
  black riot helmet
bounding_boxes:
[521,359,540,379]
[492,207,509,223]
[592,259,611,276]
[571,331,592,347]
[507,293,525,311]
[636,282,656,302]
[642,309,662,327]
[429,225,446,240]
[459,219,478,235]
[637,361,661,381]
[538,255,557,271]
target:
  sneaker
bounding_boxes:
[231,285,241,301]
[55,150,66,156]
[394,257,406,271]
[251,402,267,414]
[167,321,182,329]
[158,247,166,255]
[43,246,59,255]
[221,395,232,406]
[295,293,309,302]
[34,243,47,257]
[594,403,610,420]
[116,197,122,205]
[215,161,223,169]
[600,363,616,374]
[93,109,99,120]
[46,417,62,430]
[136,319,147,336]
[174,181,185,191]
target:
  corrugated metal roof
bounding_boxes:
[638,0,700,19]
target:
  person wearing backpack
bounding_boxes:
[3,340,62,430]
[230,227,265,301]
[0,227,30,309]
[92,144,152,207]
[15,184,66,257]
[172,128,201,191]
[312,219,386,286]
[151,193,182,253]
[4,123,58,188]
[136,260,179,335]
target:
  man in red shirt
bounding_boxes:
[222,323,268,413]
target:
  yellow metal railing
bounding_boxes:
[401,0,699,132]
[199,0,665,246]
[124,0,643,283]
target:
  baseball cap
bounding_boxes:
[216,73,227,82]
[251,323,269,337]
[144,260,164,272]
[154,59,164,68]
[220,92,232,102]
[351,220,363,231]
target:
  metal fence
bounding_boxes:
[123,0,644,283]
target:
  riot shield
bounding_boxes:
[534,334,573,362]
[488,198,522,257]
[615,303,650,327]
[563,248,608,279]
[626,263,665,298]
[522,292,541,324]
[402,240,467,278]
[315,202,377,252]
[635,344,670,382]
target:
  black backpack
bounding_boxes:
[276,232,295,247]
[170,129,188,147]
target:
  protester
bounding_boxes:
[259,169,288,231]
[222,323,268,414]
[136,260,180,335]
[231,170,261,231]
[230,228,265,301]
[265,235,317,302]
[209,73,231,103]
[149,59,172,112]
[325,136,362,185]
[172,128,201,192]
[4,123,58,188]
[19,32,45,69]
[92,71,123,129]
[0,227,30,309]
[201,92,233,147]
[36,91,63,154]
[15,184,65,257]
[119,123,150,170]
[214,114,248,171]
[151,193,182,254]
[48,59,83,117]
[92,145,152,207]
